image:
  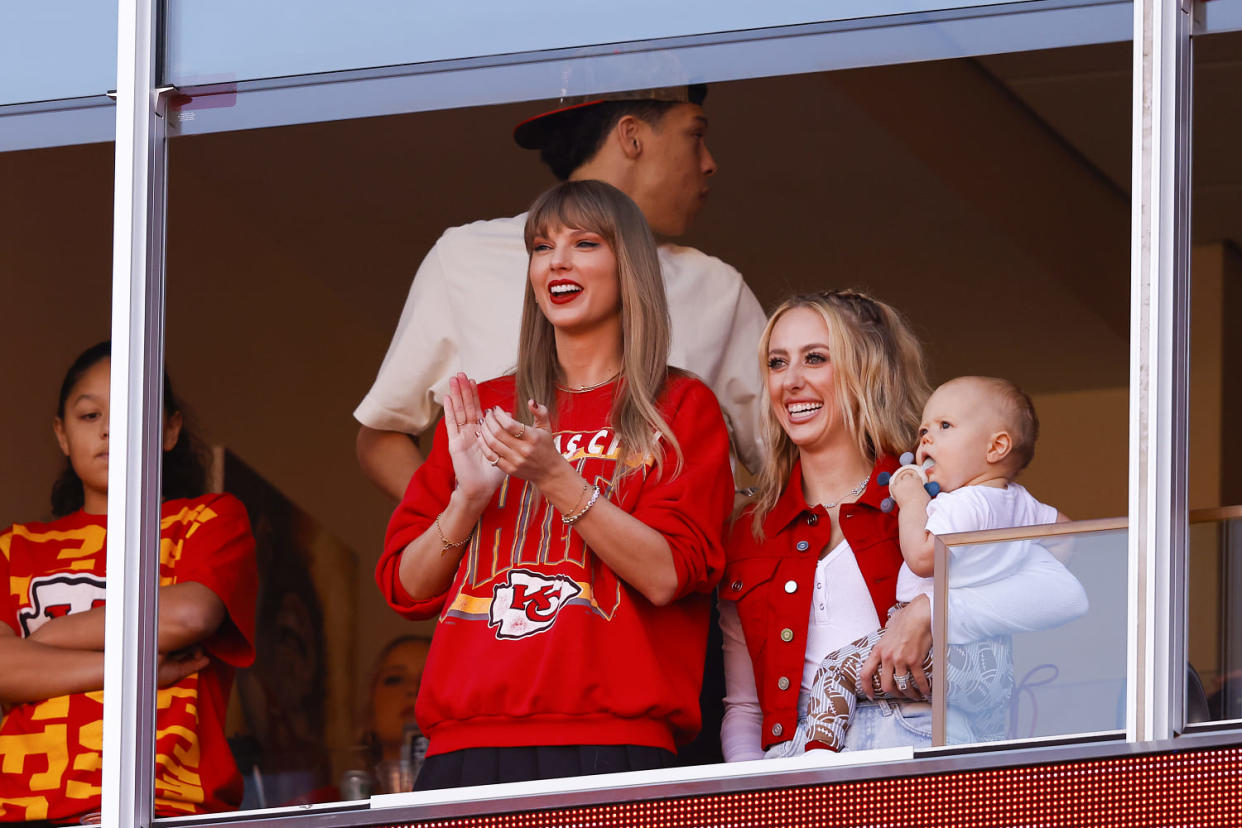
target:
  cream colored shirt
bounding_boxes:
[355,213,767,472]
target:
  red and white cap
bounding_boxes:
[513,85,707,150]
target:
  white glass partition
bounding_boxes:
[164,1,1132,138]
[0,3,117,106]
[163,0,1034,88]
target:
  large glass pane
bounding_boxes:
[937,524,1127,746]
[0,3,117,106]
[1185,23,1242,728]
[164,0,1031,88]
[159,13,1131,818]
[0,140,115,823]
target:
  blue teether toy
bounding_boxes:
[876,451,941,513]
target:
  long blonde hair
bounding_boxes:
[517,179,681,478]
[751,290,930,536]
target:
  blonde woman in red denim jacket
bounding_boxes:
[720,291,1090,759]
[719,290,935,760]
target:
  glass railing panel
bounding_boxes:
[933,521,1128,746]
[1186,508,1242,725]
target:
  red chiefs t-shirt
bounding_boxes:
[0,493,257,823]
[378,374,733,756]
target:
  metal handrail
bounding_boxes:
[935,505,1242,548]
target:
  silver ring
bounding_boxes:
[893,672,911,690]
[488,455,501,467]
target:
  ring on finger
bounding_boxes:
[894,672,911,690]
[488,454,501,467]
[513,425,526,439]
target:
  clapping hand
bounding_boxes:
[443,373,505,503]
[478,401,566,486]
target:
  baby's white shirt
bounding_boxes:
[895,483,1060,621]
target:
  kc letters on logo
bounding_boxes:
[489,569,582,639]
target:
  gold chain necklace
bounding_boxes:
[556,370,621,394]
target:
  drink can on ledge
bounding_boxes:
[340,769,374,801]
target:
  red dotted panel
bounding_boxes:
[378,746,1242,827]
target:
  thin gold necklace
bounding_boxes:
[556,370,621,393]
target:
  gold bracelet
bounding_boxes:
[435,513,472,555]
[562,482,590,519]
[562,485,601,526]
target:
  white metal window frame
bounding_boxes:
[98,0,1206,825]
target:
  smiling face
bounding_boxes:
[528,223,622,336]
[628,103,716,237]
[915,379,1012,491]
[53,357,111,514]
[370,638,431,758]
[765,306,848,456]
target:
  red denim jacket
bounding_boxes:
[722,456,903,750]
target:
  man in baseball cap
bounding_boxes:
[355,83,764,498]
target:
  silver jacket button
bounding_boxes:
[777,676,791,690]
[784,580,797,594]
[772,723,784,737]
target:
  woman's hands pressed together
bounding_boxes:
[478,401,566,487]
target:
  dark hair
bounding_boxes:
[51,341,210,517]
[538,87,707,180]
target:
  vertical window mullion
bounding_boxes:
[1127,0,1193,744]
[103,0,169,824]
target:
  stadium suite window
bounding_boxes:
[147,31,1138,816]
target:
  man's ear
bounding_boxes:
[162,410,183,452]
[53,418,70,456]
[986,431,1013,465]
[615,115,643,160]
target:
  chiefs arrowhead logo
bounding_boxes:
[489,569,582,640]
[18,574,107,637]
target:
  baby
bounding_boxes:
[767,375,1076,756]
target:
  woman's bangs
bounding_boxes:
[524,188,614,252]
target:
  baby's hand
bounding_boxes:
[888,467,930,506]
[878,452,940,513]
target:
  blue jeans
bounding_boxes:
[840,700,932,751]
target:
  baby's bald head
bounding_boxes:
[938,376,1039,474]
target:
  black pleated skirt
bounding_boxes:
[413,744,677,791]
